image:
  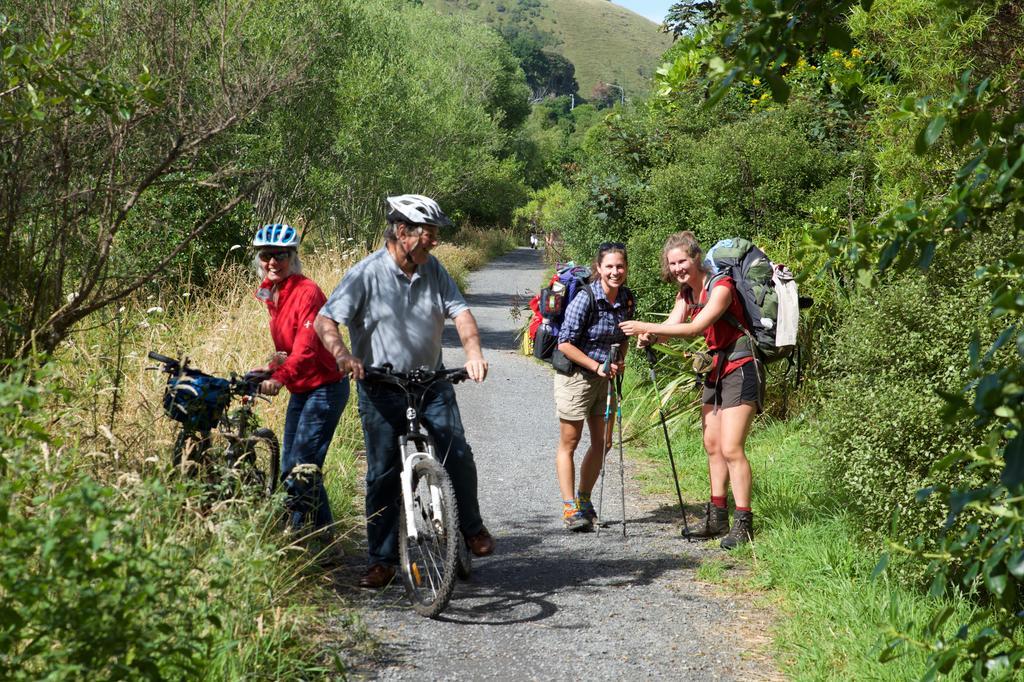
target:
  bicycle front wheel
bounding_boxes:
[399,458,460,618]
[228,428,280,498]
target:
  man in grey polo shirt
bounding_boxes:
[314,194,495,589]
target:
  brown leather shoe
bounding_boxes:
[465,527,495,557]
[358,563,396,589]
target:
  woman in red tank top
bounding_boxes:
[619,231,760,549]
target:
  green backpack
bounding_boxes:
[702,238,799,363]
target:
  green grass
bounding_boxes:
[422,0,672,98]
[0,446,364,679]
[6,249,380,678]
[620,369,980,680]
[695,556,729,582]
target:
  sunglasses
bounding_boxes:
[598,241,626,252]
[258,250,292,262]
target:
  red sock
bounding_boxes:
[735,506,751,513]
[711,496,727,509]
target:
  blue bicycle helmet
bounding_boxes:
[252,223,300,248]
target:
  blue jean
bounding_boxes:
[282,380,349,530]
[357,380,483,566]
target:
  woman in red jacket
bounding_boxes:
[252,223,348,536]
[619,231,762,549]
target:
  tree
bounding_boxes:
[661,0,1024,676]
[1,1,310,361]
[664,1,725,38]
[504,29,579,101]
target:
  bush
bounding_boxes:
[815,265,997,553]
[0,353,347,679]
[625,110,843,319]
[0,454,337,680]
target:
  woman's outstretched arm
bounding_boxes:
[621,285,731,339]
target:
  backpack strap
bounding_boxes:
[586,283,633,330]
[565,282,597,346]
[621,286,636,319]
[697,275,755,362]
[582,281,597,331]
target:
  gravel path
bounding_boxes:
[340,247,776,680]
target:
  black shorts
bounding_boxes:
[702,362,764,413]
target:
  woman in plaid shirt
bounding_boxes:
[553,242,635,532]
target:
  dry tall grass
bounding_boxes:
[433,226,519,289]
[49,226,515,511]
[52,245,363,490]
[7,245,374,677]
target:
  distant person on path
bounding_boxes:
[553,242,634,532]
[619,231,761,549]
[529,231,539,249]
[251,223,348,539]
[314,194,495,589]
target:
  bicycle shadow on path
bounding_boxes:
[330,512,701,625]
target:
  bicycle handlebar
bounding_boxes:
[233,370,271,396]
[363,364,469,388]
[147,351,176,364]
[148,350,271,396]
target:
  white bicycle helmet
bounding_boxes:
[386,194,452,227]
[252,223,300,248]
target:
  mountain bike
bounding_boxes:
[148,351,280,497]
[363,364,473,618]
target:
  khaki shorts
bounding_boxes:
[554,370,615,421]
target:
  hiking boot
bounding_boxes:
[563,508,591,532]
[465,527,496,557]
[358,563,396,589]
[720,510,754,550]
[683,503,729,539]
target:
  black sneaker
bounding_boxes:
[720,510,754,550]
[683,502,729,539]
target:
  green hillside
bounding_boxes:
[422,0,672,99]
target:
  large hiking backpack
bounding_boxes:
[532,264,592,361]
[703,238,799,363]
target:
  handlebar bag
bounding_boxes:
[162,369,231,431]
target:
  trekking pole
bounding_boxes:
[596,343,619,536]
[645,346,690,537]
[615,372,626,537]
